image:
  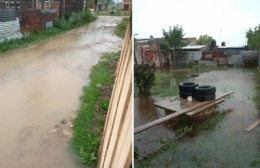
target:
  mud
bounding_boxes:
[0,16,123,168]
[135,68,260,168]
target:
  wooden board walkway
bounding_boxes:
[134,92,234,134]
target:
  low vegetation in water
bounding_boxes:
[71,52,120,166]
[253,70,260,114]
[135,137,177,168]
[150,71,179,97]
[0,9,95,53]
[115,17,129,38]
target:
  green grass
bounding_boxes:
[71,52,120,166]
[115,17,129,38]
[151,71,179,97]
[0,9,95,53]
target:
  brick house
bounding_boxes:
[121,0,131,10]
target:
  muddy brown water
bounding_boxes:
[135,68,260,168]
[0,16,123,168]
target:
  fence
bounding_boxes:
[0,9,22,42]
[98,18,132,168]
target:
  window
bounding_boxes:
[5,1,20,9]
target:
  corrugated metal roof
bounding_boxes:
[219,45,246,49]
[182,45,206,50]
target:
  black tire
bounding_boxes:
[179,82,199,92]
[179,91,194,99]
[195,94,216,101]
[195,86,216,95]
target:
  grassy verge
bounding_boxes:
[71,52,120,166]
[115,17,129,38]
[151,71,179,97]
[0,9,95,53]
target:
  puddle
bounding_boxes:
[0,16,123,168]
[135,68,260,168]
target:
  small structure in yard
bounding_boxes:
[17,9,56,32]
[175,45,207,67]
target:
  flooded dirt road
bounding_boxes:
[135,68,260,168]
[0,16,123,168]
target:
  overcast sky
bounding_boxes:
[133,0,260,46]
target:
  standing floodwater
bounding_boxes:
[0,16,123,168]
[135,68,260,168]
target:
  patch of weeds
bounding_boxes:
[135,137,177,168]
[250,159,260,167]
[150,71,178,97]
[176,126,193,138]
[71,52,120,166]
[192,156,204,168]
[171,111,226,137]
[115,18,129,38]
[100,99,110,112]
[60,119,67,125]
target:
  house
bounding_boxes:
[0,0,33,11]
[182,37,197,46]
[135,38,162,67]
[58,0,84,17]
[174,45,207,66]
[121,0,131,10]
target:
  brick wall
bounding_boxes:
[17,10,56,33]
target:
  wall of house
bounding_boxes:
[17,10,56,32]
[241,50,259,67]
[0,17,22,42]
[59,0,84,17]
[186,51,202,63]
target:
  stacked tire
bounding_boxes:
[195,86,216,101]
[179,82,198,99]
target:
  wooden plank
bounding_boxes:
[98,18,132,168]
[134,91,234,134]
[154,97,181,112]
[244,119,260,132]
[186,99,224,116]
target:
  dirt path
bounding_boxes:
[0,16,123,168]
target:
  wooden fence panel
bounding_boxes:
[98,18,132,168]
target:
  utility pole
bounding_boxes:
[63,0,65,17]
[96,0,99,14]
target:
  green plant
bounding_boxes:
[134,64,155,97]
[176,126,193,137]
[115,18,129,38]
[250,159,260,167]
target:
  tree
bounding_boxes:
[197,34,213,45]
[162,25,185,67]
[246,25,260,50]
